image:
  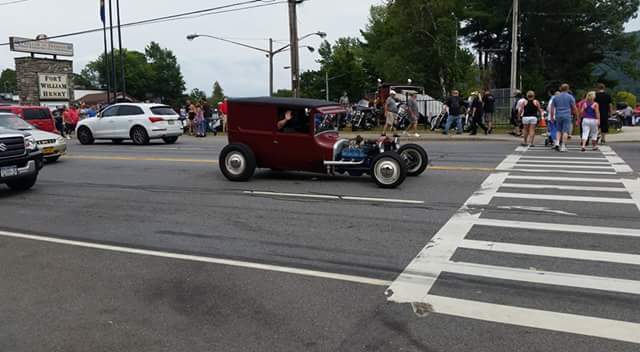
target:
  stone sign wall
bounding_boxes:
[15,57,73,106]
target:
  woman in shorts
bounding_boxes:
[578,91,601,152]
[518,91,544,147]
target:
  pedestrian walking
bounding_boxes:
[510,91,526,137]
[203,102,213,135]
[483,89,495,134]
[518,91,544,147]
[594,83,613,144]
[469,92,489,135]
[403,92,420,137]
[443,90,464,135]
[578,91,601,152]
[187,100,196,136]
[194,103,205,137]
[549,84,578,152]
[53,106,65,137]
[383,90,398,135]
[219,98,229,134]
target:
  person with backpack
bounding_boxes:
[578,91,601,152]
[443,90,464,135]
[518,91,544,147]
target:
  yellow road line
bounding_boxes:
[66,155,495,172]
[66,155,218,164]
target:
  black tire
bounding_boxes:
[45,156,60,163]
[398,144,429,177]
[77,127,94,145]
[131,126,149,145]
[6,173,38,191]
[219,144,256,182]
[112,139,124,144]
[162,136,179,144]
[369,152,407,188]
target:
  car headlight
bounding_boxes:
[24,136,37,151]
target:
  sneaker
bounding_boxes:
[553,144,560,151]
[581,147,586,152]
[592,146,600,151]
[560,145,569,152]
[529,144,535,148]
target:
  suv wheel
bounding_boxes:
[398,144,429,176]
[219,144,256,181]
[6,173,38,191]
[77,127,94,145]
[162,136,179,144]
[131,126,149,145]
[370,152,407,188]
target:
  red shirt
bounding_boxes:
[64,109,79,124]
[219,101,228,115]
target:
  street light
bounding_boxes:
[187,32,324,96]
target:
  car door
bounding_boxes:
[114,105,145,138]
[93,105,120,138]
[273,107,315,171]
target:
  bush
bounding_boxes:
[614,91,637,108]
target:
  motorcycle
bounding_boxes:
[350,106,377,131]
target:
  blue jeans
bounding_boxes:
[444,114,462,134]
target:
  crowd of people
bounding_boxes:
[52,103,99,139]
[441,89,496,136]
[178,99,228,138]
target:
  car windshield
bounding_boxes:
[314,113,340,134]
[0,115,35,130]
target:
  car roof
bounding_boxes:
[228,97,342,109]
[111,103,170,108]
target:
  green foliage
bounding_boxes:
[614,91,637,108]
[80,42,185,105]
[189,88,207,102]
[211,81,225,105]
[0,68,17,93]
[273,89,292,97]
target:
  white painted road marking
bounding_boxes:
[244,190,425,205]
[0,230,391,287]
[386,145,640,344]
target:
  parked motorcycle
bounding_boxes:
[350,106,377,131]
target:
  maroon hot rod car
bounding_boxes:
[219,97,428,188]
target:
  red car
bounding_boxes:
[0,105,57,133]
[219,97,428,188]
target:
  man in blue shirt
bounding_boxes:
[549,84,577,152]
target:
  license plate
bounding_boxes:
[1,166,17,178]
[43,147,55,155]
[168,120,175,125]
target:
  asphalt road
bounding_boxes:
[1,136,639,351]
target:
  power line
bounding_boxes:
[0,0,29,6]
[0,0,283,46]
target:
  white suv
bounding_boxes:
[75,103,183,145]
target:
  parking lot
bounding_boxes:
[1,137,639,352]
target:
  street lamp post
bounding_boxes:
[187,32,325,97]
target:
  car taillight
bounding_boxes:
[149,117,164,123]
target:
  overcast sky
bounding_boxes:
[1,0,638,98]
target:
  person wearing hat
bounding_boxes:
[383,90,399,135]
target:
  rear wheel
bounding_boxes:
[131,126,149,145]
[219,144,256,181]
[398,144,428,176]
[370,152,407,188]
[6,173,38,191]
[77,127,94,145]
[162,136,179,144]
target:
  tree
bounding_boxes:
[0,69,17,93]
[145,41,185,106]
[462,0,640,95]
[273,89,292,97]
[189,88,207,102]
[615,91,637,108]
[211,81,225,105]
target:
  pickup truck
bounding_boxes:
[0,127,44,191]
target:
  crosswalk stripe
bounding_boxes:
[473,218,640,237]
[500,183,627,192]
[509,168,618,175]
[506,175,623,183]
[516,159,611,165]
[519,156,607,161]
[441,261,640,296]
[514,163,614,170]
[460,239,640,266]
[493,192,635,204]
[420,295,640,344]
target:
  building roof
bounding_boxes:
[228,97,340,109]
[75,92,136,105]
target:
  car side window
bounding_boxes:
[101,106,119,118]
[276,107,309,134]
[118,105,144,116]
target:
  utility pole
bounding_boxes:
[116,0,126,99]
[325,71,329,101]
[108,0,118,103]
[269,38,274,96]
[509,0,519,103]
[288,0,301,98]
